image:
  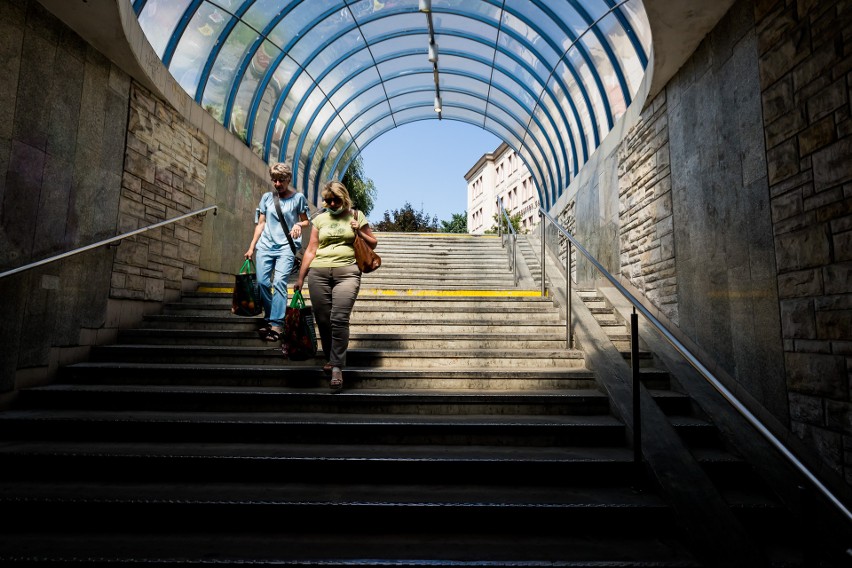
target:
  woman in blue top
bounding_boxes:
[244,163,310,341]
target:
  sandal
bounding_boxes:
[322,362,334,375]
[330,367,343,392]
[260,328,281,342]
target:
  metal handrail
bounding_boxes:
[0,205,218,279]
[537,206,852,524]
[496,197,519,286]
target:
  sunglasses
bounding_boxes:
[325,196,342,205]
[271,175,290,182]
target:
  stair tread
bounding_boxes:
[0,408,623,426]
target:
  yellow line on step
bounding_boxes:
[197,286,544,298]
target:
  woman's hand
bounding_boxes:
[293,277,302,292]
[350,219,360,231]
[290,225,302,239]
[244,246,254,259]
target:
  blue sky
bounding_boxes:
[359,120,501,224]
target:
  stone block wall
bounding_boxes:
[113,83,209,301]
[756,0,852,482]
[617,92,678,324]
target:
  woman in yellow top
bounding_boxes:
[294,181,378,391]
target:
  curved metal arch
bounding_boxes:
[326,95,554,210]
[603,0,650,68]
[340,116,545,212]
[534,0,630,121]
[295,67,563,206]
[161,0,205,70]
[264,12,592,196]
[307,83,553,207]
[222,2,338,130]
[194,0,255,105]
[333,111,551,211]
[290,43,574,199]
[299,64,569,202]
[423,3,598,158]
[253,4,592,173]
[474,0,604,147]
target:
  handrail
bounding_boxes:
[0,205,218,280]
[537,206,852,524]
[496,197,519,286]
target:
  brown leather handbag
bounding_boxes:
[352,210,381,273]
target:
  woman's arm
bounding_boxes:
[294,224,320,291]
[356,225,378,250]
[244,214,266,259]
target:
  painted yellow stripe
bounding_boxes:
[198,286,543,298]
[358,289,542,297]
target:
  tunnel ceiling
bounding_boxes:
[132,0,651,208]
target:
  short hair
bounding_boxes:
[321,180,352,211]
[269,162,292,179]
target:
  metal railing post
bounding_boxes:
[566,241,572,348]
[631,309,641,464]
[540,213,546,297]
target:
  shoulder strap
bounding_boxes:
[272,192,299,255]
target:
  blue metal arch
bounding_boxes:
[194,0,255,105]
[341,116,546,213]
[290,45,574,200]
[161,0,204,70]
[327,96,554,210]
[263,14,591,196]
[307,83,554,207]
[292,67,562,206]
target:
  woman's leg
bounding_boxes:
[327,264,362,368]
[307,267,333,361]
[255,249,275,325]
[268,251,294,330]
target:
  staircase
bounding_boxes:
[0,232,822,566]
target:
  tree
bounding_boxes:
[440,211,468,233]
[374,202,439,232]
[341,155,377,216]
[485,211,523,234]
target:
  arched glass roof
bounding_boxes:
[132,0,651,209]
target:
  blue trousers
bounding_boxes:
[255,248,296,329]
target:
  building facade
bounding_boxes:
[464,143,539,235]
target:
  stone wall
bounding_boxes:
[617,93,678,324]
[0,0,130,390]
[756,0,852,483]
[114,84,209,301]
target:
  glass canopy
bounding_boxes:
[133,0,651,209]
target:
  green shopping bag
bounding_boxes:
[281,290,317,360]
[231,259,262,317]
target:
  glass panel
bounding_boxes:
[554,59,596,153]
[346,100,392,139]
[376,53,432,79]
[439,53,493,80]
[435,34,496,63]
[594,13,629,119]
[328,69,383,112]
[499,10,560,69]
[539,0,594,39]
[305,27,366,80]
[496,32,553,88]
[351,115,396,148]
[242,0,298,34]
[282,4,353,65]
[250,47,295,150]
[200,20,262,122]
[318,47,375,97]
[621,0,653,58]
[430,13,499,43]
[334,83,387,124]
[358,12,423,43]
[170,2,231,98]
[267,2,346,50]
[564,47,606,141]
[388,91,434,113]
[137,0,193,58]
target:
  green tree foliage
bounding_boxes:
[485,211,523,234]
[440,212,468,233]
[374,202,439,232]
[341,155,377,216]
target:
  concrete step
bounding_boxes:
[118,329,572,350]
[15,384,610,415]
[60,363,601,390]
[87,345,587,369]
[0,409,626,446]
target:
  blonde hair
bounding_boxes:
[321,180,352,211]
[269,162,292,179]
